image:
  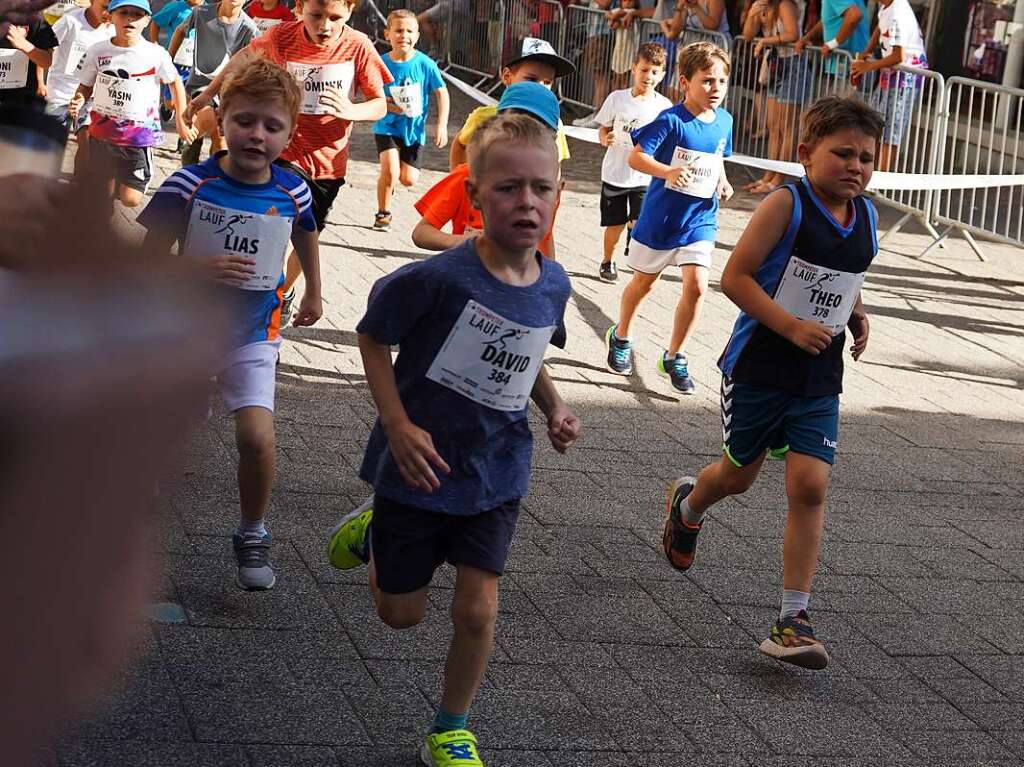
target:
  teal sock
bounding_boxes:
[429,707,468,735]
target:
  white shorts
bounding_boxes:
[628,239,715,273]
[215,339,281,413]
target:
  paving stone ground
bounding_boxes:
[52,87,1024,766]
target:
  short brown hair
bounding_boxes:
[801,95,885,148]
[467,112,558,180]
[387,8,416,27]
[220,58,301,129]
[300,0,359,12]
[676,41,731,80]
[635,42,666,69]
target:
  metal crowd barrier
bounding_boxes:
[442,0,506,90]
[559,4,614,115]
[929,76,1024,259]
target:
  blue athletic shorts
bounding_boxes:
[720,375,840,467]
[372,494,520,594]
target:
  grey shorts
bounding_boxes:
[45,100,90,133]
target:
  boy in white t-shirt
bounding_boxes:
[44,0,111,175]
[594,41,671,283]
[70,0,197,209]
[851,0,927,171]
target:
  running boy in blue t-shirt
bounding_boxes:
[330,113,579,767]
[605,41,734,395]
[662,95,884,671]
[138,59,324,591]
[371,8,448,232]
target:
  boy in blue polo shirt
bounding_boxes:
[330,112,579,767]
[371,8,448,232]
[662,95,883,671]
[605,41,734,396]
[138,58,323,591]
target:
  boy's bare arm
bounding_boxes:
[720,190,832,355]
[434,86,449,148]
[289,227,323,327]
[530,367,579,454]
[629,145,689,187]
[168,77,198,143]
[847,292,869,360]
[186,45,260,120]
[450,133,467,169]
[598,124,614,147]
[67,83,92,117]
[411,218,474,251]
[318,88,386,122]
[358,333,450,491]
[168,20,186,58]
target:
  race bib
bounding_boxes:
[253,17,282,36]
[773,255,865,333]
[425,300,556,412]
[183,200,293,291]
[63,38,90,76]
[288,60,354,115]
[0,49,29,89]
[668,146,722,198]
[611,115,637,148]
[173,36,195,67]
[93,71,159,122]
[390,81,422,118]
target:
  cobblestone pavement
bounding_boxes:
[51,88,1024,766]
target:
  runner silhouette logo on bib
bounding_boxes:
[773,255,865,333]
[288,61,355,115]
[93,70,159,122]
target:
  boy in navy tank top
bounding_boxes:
[662,96,885,670]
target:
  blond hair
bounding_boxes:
[677,41,731,80]
[467,112,558,179]
[220,58,302,128]
[387,8,416,27]
[801,95,885,148]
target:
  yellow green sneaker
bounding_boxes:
[328,496,373,570]
[420,729,484,766]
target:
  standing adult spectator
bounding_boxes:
[571,0,614,127]
[795,0,868,75]
[657,0,729,98]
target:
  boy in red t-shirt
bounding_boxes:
[245,0,294,36]
[188,0,391,318]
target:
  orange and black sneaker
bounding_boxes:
[662,476,702,571]
[758,610,829,670]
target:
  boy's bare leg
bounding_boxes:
[685,453,766,515]
[73,128,90,176]
[616,270,659,337]
[781,451,830,592]
[667,264,708,355]
[398,162,419,189]
[117,184,145,209]
[377,147,399,212]
[440,565,498,715]
[234,406,275,523]
[369,554,431,629]
[603,224,625,264]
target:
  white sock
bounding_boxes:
[780,589,810,619]
[237,517,267,537]
[681,499,704,527]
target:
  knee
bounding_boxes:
[682,278,708,302]
[451,595,497,637]
[787,476,828,510]
[719,469,757,496]
[630,274,657,296]
[399,169,418,187]
[236,424,274,460]
[377,600,426,630]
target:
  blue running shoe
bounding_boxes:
[658,352,696,394]
[605,323,634,376]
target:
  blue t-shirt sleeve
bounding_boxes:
[632,111,674,156]
[136,172,190,238]
[426,59,445,92]
[357,263,438,345]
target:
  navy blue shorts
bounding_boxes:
[720,375,840,467]
[372,494,520,594]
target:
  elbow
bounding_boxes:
[411,222,434,250]
[720,270,737,301]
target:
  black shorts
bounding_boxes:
[372,494,520,594]
[273,159,345,231]
[600,182,646,227]
[374,133,422,169]
[87,138,154,193]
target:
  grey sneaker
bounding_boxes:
[280,287,295,328]
[232,532,276,591]
[605,323,634,376]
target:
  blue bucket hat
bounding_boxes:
[496,82,560,132]
[108,0,152,14]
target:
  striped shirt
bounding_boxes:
[137,154,316,347]
[249,21,392,180]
